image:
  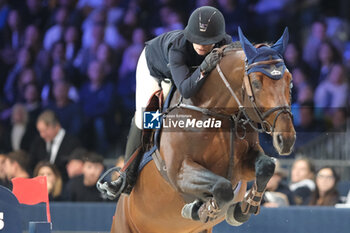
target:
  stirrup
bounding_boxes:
[96,166,127,200]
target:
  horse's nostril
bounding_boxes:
[277,134,283,146]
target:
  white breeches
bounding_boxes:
[134,48,172,129]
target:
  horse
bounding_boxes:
[110,28,296,233]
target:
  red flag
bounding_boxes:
[12,176,51,222]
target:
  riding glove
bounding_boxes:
[200,50,220,75]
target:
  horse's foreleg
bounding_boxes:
[241,152,275,215]
[175,158,234,222]
[226,152,275,226]
[177,158,234,207]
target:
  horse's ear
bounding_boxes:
[271,27,289,55]
[238,27,257,61]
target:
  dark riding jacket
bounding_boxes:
[145,30,232,98]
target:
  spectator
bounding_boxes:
[23,24,42,54]
[65,152,105,202]
[36,40,68,83]
[314,64,348,113]
[51,40,67,67]
[293,101,324,149]
[103,0,124,26]
[0,0,10,30]
[330,108,347,132]
[289,156,316,205]
[77,0,104,16]
[302,20,327,71]
[9,103,37,152]
[117,5,139,43]
[33,161,63,201]
[290,67,313,105]
[96,42,118,82]
[73,22,103,75]
[82,6,126,51]
[63,25,81,65]
[81,8,106,48]
[309,166,340,206]
[55,0,84,28]
[0,9,25,66]
[263,159,295,207]
[3,47,35,104]
[29,110,81,182]
[0,152,10,187]
[117,29,145,116]
[66,147,86,179]
[252,0,293,42]
[79,60,117,154]
[284,43,301,71]
[0,124,11,153]
[41,64,79,106]
[217,0,249,37]
[23,82,42,125]
[316,40,342,84]
[3,150,30,189]
[20,0,49,29]
[284,42,311,77]
[46,79,83,136]
[43,7,69,51]
[153,6,183,36]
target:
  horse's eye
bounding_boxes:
[252,80,262,90]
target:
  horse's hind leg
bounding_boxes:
[176,159,234,222]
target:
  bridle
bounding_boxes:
[216,55,293,137]
[165,49,293,139]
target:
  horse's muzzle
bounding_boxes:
[272,132,296,155]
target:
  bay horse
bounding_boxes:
[111,28,296,233]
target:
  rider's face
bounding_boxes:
[193,43,215,56]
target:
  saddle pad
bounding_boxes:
[138,85,176,173]
[138,145,157,173]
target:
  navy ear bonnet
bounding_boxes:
[238,27,289,80]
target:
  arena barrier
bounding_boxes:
[19,202,350,233]
[0,186,51,233]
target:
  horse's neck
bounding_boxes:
[189,50,246,111]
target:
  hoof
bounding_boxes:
[181,200,202,221]
[212,178,234,206]
[226,203,250,226]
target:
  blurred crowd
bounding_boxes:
[0,0,350,202]
[261,156,346,207]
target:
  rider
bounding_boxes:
[104,6,232,197]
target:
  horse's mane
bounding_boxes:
[220,41,275,58]
[220,41,241,54]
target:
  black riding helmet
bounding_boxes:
[184,6,226,45]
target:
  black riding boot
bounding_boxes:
[107,118,143,196]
